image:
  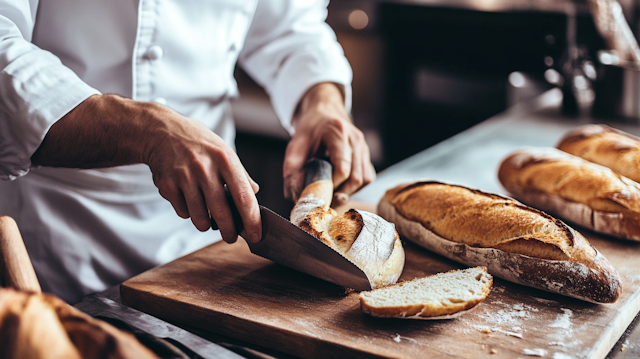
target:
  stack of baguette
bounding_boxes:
[377,181,622,303]
[499,124,640,241]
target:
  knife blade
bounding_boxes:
[249,205,372,291]
[76,293,243,359]
[210,159,372,291]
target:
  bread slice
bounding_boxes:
[378,181,622,303]
[557,124,640,183]
[360,267,492,319]
[499,147,640,241]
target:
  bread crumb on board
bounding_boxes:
[490,349,498,354]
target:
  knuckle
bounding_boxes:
[174,166,192,183]
[210,206,232,224]
[158,181,180,198]
[213,147,235,168]
[330,117,346,131]
[352,129,365,142]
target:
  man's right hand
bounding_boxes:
[31,94,261,244]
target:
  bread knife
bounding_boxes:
[210,159,372,291]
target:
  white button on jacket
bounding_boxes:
[0,0,352,303]
[146,46,164,61]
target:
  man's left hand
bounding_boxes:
[283,83,376,204]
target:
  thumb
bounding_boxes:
[283,135,313,202]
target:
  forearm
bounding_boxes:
[31,94,160,168]
[30,93,262,243]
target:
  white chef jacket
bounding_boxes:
[0,0,352,303]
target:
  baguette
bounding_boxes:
[0,288,159,359]
[557,124,640,183]
[378,181,622,303]
[291,180,405,290]
[359,266,492,319]
[499,147,640,241]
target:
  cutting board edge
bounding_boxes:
[585,288,640,359]
[120,282,398,359]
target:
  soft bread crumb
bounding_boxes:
[294,196,405,289]
[359,266,492,318]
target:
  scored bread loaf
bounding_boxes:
[378,181,622,303]
[557,124,640,183]
[360,266,492,319]
[291,178,405,289]
[499,147,640,241]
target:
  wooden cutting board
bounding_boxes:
[121,215,640,359]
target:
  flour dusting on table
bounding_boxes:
[523,348,547,356]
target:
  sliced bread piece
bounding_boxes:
[359,266,492,319]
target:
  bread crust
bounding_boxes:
[557,124,640,183]
[0,288,159,359]
[292,191,404,289]
[359,267,493,319]
[378,181,622,303]
[499,147,640,241]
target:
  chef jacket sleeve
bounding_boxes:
[238,0,353,136]
[0,2,100,181]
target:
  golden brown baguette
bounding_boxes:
[557,124,640,183]
[378,181,622,303]
[0,288,159,359]
[499,147,640,241]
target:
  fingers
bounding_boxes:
[284,117,376,203]
[144,108,262,243]
[156,181,190,219]
[333,132,376,197]
[246,170,260,194]
[324,120,352,190]
[202,178,239,243]
[283,135,313,202]
[323,120,375,197]
[224,176,262,243]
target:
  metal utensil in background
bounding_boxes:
[592,50,640,121]
[76,294,244,359]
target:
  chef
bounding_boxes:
[0,0,375,303]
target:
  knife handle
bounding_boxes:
[209,185,244,235]
[300,158,333,210]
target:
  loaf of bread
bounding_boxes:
[499,147,640,241]
[291,179,405,289]
[0,288,159,359]
[360,266,492,319]
[378,181,622,303]
[557,124,640,183]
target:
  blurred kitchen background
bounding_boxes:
[233,0,638,216]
